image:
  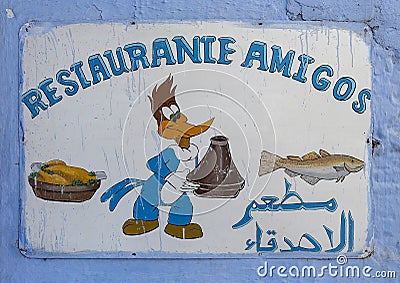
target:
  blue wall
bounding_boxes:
[1,0,399,281]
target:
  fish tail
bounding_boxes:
[258,150,282,176]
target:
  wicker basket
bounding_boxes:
[28,178,101,202]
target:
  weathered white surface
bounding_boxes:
[20,22,370,257]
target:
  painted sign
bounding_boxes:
[19,22,371,258]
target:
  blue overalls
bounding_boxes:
[101,147,193,226]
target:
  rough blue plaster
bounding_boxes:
[286,0,376,22]
[1,0,399,282]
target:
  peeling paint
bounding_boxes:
[6,8,15,19]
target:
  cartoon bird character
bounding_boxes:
[101,75,214,239]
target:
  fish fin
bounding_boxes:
[319,149,331,157]
[300,175,320,185]
[333,166,346,172]
[258,151,282,176]
[284,169,300,177]
[336,176,346,183]
[287,155,302,161]
[302,151,320,160]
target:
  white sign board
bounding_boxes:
[19,22,371,258]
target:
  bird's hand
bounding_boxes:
[180,180,200,192]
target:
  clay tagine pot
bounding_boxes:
[186,135,245,198]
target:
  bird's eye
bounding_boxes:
[161,107,174,119]
[170,104,179,114]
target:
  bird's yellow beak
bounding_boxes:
[160,114,214,149]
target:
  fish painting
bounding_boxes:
[258,149,364,185]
